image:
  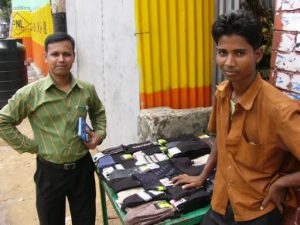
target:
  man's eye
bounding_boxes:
[217,50,226,56]
[236,51,245,56]
[51,53,59,57]
[63,53,72,57]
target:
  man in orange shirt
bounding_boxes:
[172,9,300,225]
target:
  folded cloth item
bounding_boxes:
[141,146,167,155]
[151,160,180,179]
[135,153,169,166]
[101,145,127,155]
[109,163,160,180]
[101,164,125,180]
[126,141,159,154]
[170,189,211,213]
[92,151,106,163]
[171,157,204,176]
[166,140,210,159]
[158,134,198,144]
[167,185,200,201]
[132,173,166,191]
[109,167,143,180]
[125,201,175,225]
[107,177,142,192]
[111,153,137,169]
[117,187,145,205]
[192,154,209,166]
[122,190,167,209]
[96,155,115,170]
[111,152,134,163]
[204,178,214,194]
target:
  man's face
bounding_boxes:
[216,34,263,84]
[45,40,75,78]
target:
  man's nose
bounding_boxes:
[224,54,236,67]
[58,54,65,61]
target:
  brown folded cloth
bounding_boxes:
[125,201,175,225]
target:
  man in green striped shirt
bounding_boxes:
[0,33,106,225]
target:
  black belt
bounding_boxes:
[37,153,89,170]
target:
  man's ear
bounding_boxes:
[44,51,47,63]
[255,47,264,64]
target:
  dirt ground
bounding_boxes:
[0,119,122,225]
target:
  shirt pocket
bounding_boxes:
[228,135,267,171]
[75,104,89,118]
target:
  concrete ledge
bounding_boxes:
[138,107,212,142]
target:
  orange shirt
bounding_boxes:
[208,74,300,221]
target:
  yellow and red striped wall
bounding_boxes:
[11,0,53,75]
[135,0,215,109]
[10,5,32,60]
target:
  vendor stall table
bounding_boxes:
[99,179,210,225]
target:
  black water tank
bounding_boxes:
[0,39,28,109]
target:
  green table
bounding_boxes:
[99,179,210,225]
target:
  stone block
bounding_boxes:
[137,107,212,142]
[278,32,296,52]
[280,12,300,31]
[275,71,300,94]
[275,71,292,90]
[271,31,296,52]
[291,73,300,93]
[275,52,300,72]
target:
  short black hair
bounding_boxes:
[44,32,75,53]
[211,9,263,50]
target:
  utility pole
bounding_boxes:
[51,0,67,32]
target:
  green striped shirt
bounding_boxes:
[0,74,106,163]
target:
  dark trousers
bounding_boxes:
[34,153,96,225]
[201,204,283,225]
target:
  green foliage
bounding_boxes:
[241,0,274,80]
[0,0,11,22]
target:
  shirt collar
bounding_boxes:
[217,73,263,111]
[42,73,84,91]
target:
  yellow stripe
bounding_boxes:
[150,0,162,93]
[41,93,66,146]
[187,0,196,89]
[169,0,179,90]
[67,92,83,160]
[29,92,62,161]
[178,0,187,89]
[135,0,215,108]
[160,0,170,92]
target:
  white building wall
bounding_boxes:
[66,0,140,148]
